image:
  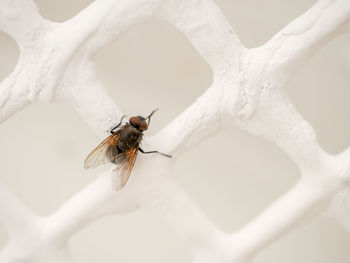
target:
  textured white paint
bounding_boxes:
[0,0,349,262]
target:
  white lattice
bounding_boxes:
[0,0,350,262]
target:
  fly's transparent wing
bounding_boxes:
[84,134,118,169]
[111,146,138,190]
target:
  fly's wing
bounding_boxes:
[84,134,119,169]
[112,146,139,190]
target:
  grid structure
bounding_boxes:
[0,0,349,262]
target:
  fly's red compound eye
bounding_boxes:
[129,116,140,127]
[129,116,147,131]
[139,120,148,131]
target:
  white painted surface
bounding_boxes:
[0,0,349,262]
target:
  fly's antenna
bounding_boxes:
[146,108,158,125]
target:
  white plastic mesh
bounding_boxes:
[0,0,349,262]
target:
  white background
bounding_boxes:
[0,0,349,262]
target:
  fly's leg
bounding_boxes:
[139,147,171,158]
[110,115,127,134]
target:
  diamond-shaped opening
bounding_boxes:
[287,33,350,154]
[94,19,213,134]
[175,126,299,232]
[214,0,315,48]
[256,217,350,263]
[0,31,19,81]
[34,0,94,22]
[69,211,191,263]
[0,102,97,215]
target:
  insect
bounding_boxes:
[84,109,171,190]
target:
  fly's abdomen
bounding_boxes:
[117,140,132,152]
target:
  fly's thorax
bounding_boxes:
[117,124,143,151]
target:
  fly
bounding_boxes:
[84,109,171,190]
